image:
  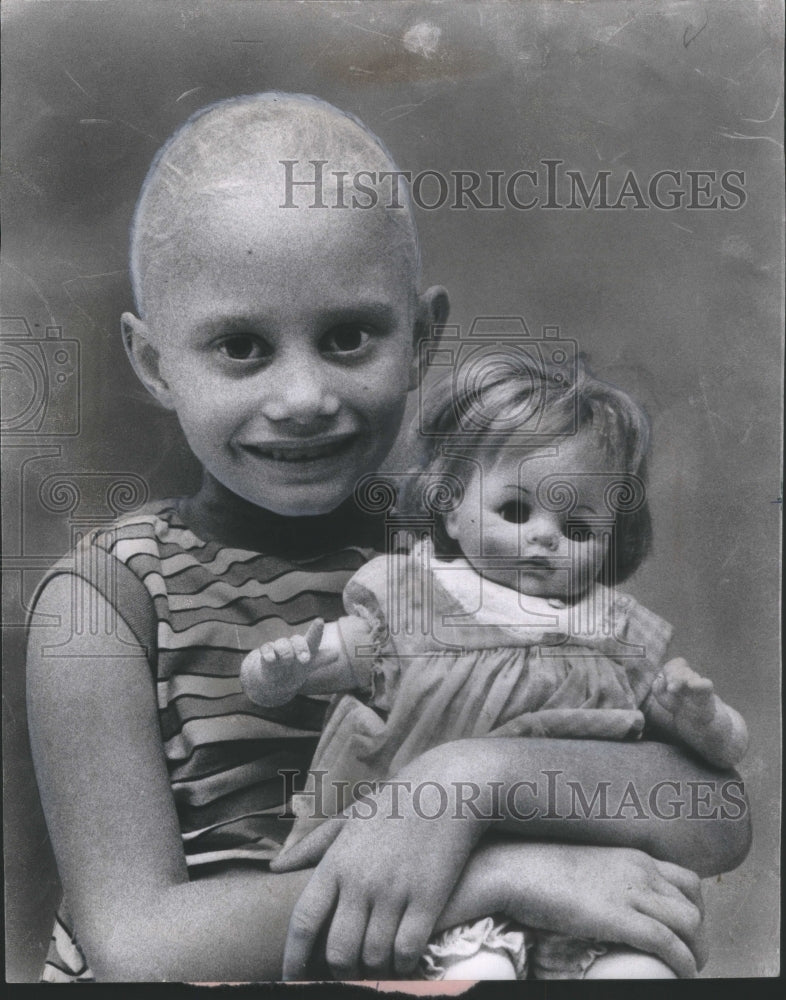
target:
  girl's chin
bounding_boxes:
[254,486,355,517]
[253,497,348,517]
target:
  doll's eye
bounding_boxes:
[321,325,371,355]
[218,335,271,362]
[499,500,531,524]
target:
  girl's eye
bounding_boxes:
[321,325,371,355]
[499,500,531,524]
[218,335,271,362]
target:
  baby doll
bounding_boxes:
[242,354,747,979]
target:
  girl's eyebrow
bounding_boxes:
[192,302,398,337]
[192,314,263,337]
[323,302,397,325]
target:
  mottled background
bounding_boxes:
[2,0,781,981]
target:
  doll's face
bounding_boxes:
[445,435,614,601]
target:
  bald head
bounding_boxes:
[130,93,421,319]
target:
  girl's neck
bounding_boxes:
[177,471,386,556]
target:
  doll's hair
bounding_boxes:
[405,351,653,584]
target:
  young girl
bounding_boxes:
[242,353,748,980]
[25,93,744,983]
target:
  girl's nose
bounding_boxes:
[523,514,561,551]
[260,365,340,424]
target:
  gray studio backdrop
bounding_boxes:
[2,0,781,981]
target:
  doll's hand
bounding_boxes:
[240,619,324,707]
[650,658,717,736]
[278,753,487,980]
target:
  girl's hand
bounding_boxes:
[445,840,706,978]
[276,768,488,980]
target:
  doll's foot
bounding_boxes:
[441,949,518,980]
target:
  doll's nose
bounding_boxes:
[523,515,561,550]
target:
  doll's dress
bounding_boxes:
[283,540,673,978]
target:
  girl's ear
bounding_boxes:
[443,508,461,541]
[121,313,176,410]
[409,285,450,390]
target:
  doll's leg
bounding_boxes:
[442,948,518,980]
[534,932,677,979]
[441,949,517,980]
[583,946,676,979]
[420,916,532,980]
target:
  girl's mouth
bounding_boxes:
[243,435,357,463]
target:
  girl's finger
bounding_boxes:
[634,890,703,951]
[649,874,705,922]
[636,875,706,969]
[652,861,704,913]
[393,904,435,977]
[609,911,697,979]
[269,818,346,872]
[361,901,406,976]
[325,893,371,980]
[282,872,338,980]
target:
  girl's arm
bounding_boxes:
[432,736,751,873]
[643,658,749,769]
[275,736,750,978]
[27,575,317,981]
[282,836,706,980]
[278,735,752,878]
[436,839,706,978]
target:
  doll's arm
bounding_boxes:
[642,658,749,769]
[240,615,375,707]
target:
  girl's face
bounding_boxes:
[129,186,441,517]
[445,434,615,601]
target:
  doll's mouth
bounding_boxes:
[517,558,554,570]
[242,435,357,463]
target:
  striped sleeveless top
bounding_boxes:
[38,495,385,981]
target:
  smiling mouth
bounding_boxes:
[242,436,357,463]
